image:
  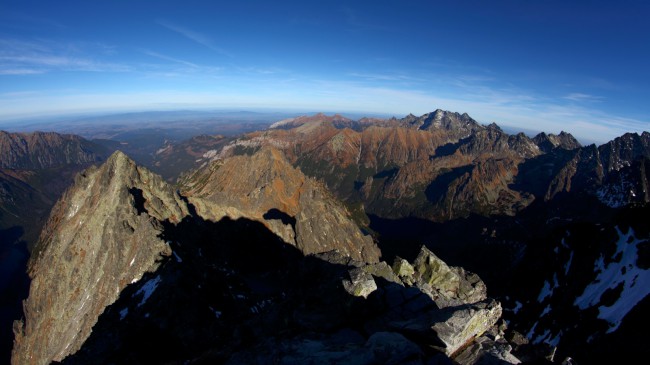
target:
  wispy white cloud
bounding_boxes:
[157,19,232,57]
[563,92,604,102]
[141,50,200,68]
[236,66,289,75]
[0,37,131,73]
[0,68,44,75]
[139,50,223,80]
[347,72,420,82]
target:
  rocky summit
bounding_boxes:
[12,151,189,364]
[180,146,381,263]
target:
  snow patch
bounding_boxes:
[67,204,80,218]
[209,306,222,319]
[134,276,161,307]
[526,321,538,339]
[564,251,574,275]
[172,251,183,263]
[269,117,297,129]
[119,308,128,320]
[537,273,559,303]
[155,145,172,155]
[533,329,551,345]
[547,332,561,347]
[202,149,218,159]
[540,304,552,317]
[596,178,633,208]
[512,301,523,314]
[574,227,650,333]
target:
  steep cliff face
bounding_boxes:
[0,131,111,246]
[0,131,106,170]
[12,151,189,365]
[598,132,650,172]
[181,147,381,263]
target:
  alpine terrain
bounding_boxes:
[3,109,649,364]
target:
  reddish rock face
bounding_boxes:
[181,147,381,263]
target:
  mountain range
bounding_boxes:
[2,109,649,364]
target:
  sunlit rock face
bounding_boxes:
[12,151,189,365]
[180,146,381,263]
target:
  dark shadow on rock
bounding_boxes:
[61,209,378,364]
[59,206,450,364]
[128,187,148,215]
[368,214,528,295]
[433,141,462,158]
[424,165,473,203]
[0,226,30,365]
[263,208,296,228]
[373,167,399,179]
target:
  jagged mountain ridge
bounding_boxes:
[180,111,587,221]
[13,149,384,364]
[0,131,112,364]
[12,151,190,364]
[6,109,650,364]
[0,131,106,170]
[206,111,649,218]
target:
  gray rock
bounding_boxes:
[390,299,503,357]
[431,299,502,356]
[413,246,460,298]
[364,261,404,284]
[454,336,521,365]
[343,267,377,298]
[393,256,416,280]
[412,246,487,307]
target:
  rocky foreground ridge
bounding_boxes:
[12,148,525,364]
[0,131,112,363]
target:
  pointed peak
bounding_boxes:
[486,122,503,132]
[106,150,135,165]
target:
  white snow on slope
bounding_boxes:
[173,251,183,263]
[134,276,161,307]
[565,251,574,275]
[596,178,633,208]
[537,273,559,302]
[574,227,650,333]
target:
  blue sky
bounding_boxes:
[0,0,648,142]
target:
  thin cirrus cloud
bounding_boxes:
[156,19,232,57]
[0,37,130,73]
[0,68,44,75]
[563,92,604,102]
[141,49,200,68]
